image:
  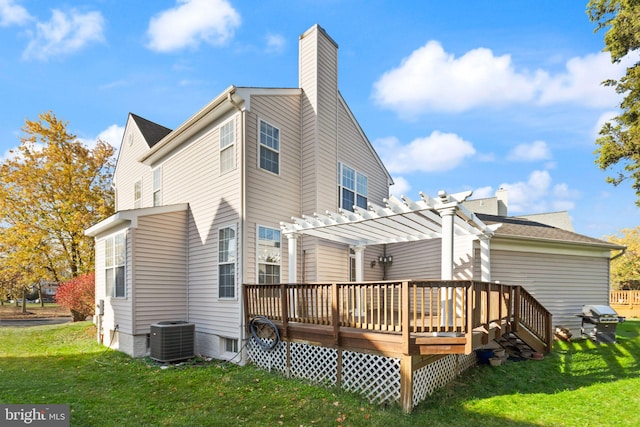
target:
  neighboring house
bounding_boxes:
[86,24,622,368]
[464,191,622,332]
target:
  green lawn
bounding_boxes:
[1,321,638,426]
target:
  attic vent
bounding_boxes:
[150,321,195,362]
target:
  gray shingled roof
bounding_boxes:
[476,213,623,249]
[130,113,172,148]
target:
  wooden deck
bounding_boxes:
[611,290,640,318]
[244,280,553,356]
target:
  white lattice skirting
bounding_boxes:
[246,338,477,409]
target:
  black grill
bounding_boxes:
[578,305,625,343]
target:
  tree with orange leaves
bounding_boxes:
[0,112,115,305]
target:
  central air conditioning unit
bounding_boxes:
[150,321,195,362]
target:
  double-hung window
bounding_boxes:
[133,180,142,208]
[219,119,235,174]
[152,166,162,207]
[339,163,368,211]
[258,226,280,284]
[259,120,279,174]
[218,226,236,299]
[105,233,126,298]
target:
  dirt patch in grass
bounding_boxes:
[0,303,71,319]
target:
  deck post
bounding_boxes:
[402,281,410,355]
[242,284,250,328]
[280,283,289,339]
[400,354,414,413]
[332,283,340,346]
[465,282,474,353]
[545,311,553,353]
[400,281,414,412]
[513,286,521,333]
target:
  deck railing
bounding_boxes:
[244,280,553,353]
[610,290,640,306]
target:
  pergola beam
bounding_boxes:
[281,191,495,282]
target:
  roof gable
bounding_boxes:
[130,113,172,148]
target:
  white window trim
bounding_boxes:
[221,337,239,359]
[134,179,142,209]
[105,232,126,299]
[219,117,236,174]
[257,225,281,284]
[152,166,162,207]
[218,224,237,300]
[338,162,368,211]
[258,118,280,175]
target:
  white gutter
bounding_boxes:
[85,204,189,237]
[139,85,237,165]
[491,233,626,251]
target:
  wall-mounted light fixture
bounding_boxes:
[378,255,393,266]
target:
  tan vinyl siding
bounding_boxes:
[453,235,474,280]
[133,211,188,334]
[106,229,133,334]
[299,25,339,214]
[316,241,349,281]
[490,248,610,333]
[363,246,385,281]
[114,119,152,210]
[300,29,320,215]
[150,111,242,345]
[336,98,388,204]
[245,95,302,283]
[95,236,106,303]
[387,240,441,280]
[314,33,339,211]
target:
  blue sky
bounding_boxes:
[0,0,637,238]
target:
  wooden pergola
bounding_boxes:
[280,190,500,282]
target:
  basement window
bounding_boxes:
[224,338,238,353]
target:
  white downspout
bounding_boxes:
[228,92,247,364]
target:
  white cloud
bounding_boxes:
[265,33,285,53]
[501,170,552,212]
[0,0,31,26]
[538,52,628,108]
[373,42,630,117]
[498,170,579,214]
[22,9,104,61]
[507,140,551,162]
[147,0,240,52]
[389,176,411,197]
[372,41,541,116]
[471,186,495,199]
[78,124,124,152]
[375,132,476,174]
[97,124,125,149]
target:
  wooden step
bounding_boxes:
[511,325,548,354]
